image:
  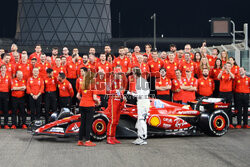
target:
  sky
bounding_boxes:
[0,0,249,38]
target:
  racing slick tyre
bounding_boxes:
[199,110,229,136]
[90,113,109,141]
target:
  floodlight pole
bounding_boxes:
[244,23,248,50]
[151,13,157,50]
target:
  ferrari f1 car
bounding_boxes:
[28,97,230,140]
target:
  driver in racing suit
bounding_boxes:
[128,68,150,145]
[105,67,127,144]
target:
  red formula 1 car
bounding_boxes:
[28,97,230,140]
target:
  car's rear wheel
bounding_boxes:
[90,114,109,141]
[206,110,229,136]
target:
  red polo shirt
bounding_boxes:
[164,61,178,79]
[58,79,74,97]
[0,74,11,92]
[113,56,131,73]
[11,78,26,97]
[53,65,67,79]
[197,77,214,96]
[37,62,51,79]
[181,77,198,103]
[155,76,171,95]
[171,78,184,101]
[26,76,44,95]
[234,76,250,93]
[219,72,233,92]
[179,61,196,77]
[44,76,57,92]
[148,58,164,77]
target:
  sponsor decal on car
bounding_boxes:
[174,118,188,128]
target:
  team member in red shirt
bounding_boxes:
[95,53,112,74]
[169,44,178,57]
[77,55,95,75]
[66,54,80,106]
[180,68,198,104]
[9,44,21,64]
[132,54,150,79]
[53,57,67,78]
[76,67,100,147]
[208,48,220,69]
[211,58,222,97]
[61,56,67,67]
[160,51,168,62]
[148,50,164,96]
[57,72,74,109]
[89,47,96,56]
[193,52,201,73]
[197,68,214,97]
[44,68,57,123]
[26,67,44,122]
[89,54,99,67]
[184,44,194,60]
[105,67,127,144]
[234,67,250,129]
[104,45,112,56]
[143,44,153,62]
[15,53,32,80]
[229,57,240,77]
[50,47,59,67]
[155,68,172,101]
[0,65,11,129]
[221,50,228,66]
[172,69,183,104]
[132,45,141,59]
[218,62,235,128]
[61,47,72,63]
[37,53,51,79]
[11,71,27,129]
[113,47,131,75]
[179,52,196,77]
[164,52,178,80]
[1,54,15,78]
[29,44,42,62]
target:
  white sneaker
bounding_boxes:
[133,138,147,145]
[132,138,141,144]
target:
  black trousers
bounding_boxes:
[0,92,9,125]
[59,96,71,109]
[12,97,26,126]
[156,94,170,101]
[219,91,233,124]
[126,94,137,105]
[45,91,57,123]
[148,76,156,98]
[98,94,109,109]
[235,93,249,126]
[67,78,77,106]
[213,80,220,97]
[29,95,42,121]
[79,107,95,141]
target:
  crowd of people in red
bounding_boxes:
[0,43,249,135]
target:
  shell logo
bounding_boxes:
[149,115,161,127]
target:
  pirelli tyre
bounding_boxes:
[199,110,229,136]
[90,114,109,141]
